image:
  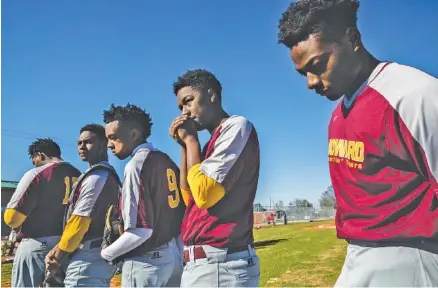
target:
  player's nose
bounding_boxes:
[306,72,321,90]
[182,106,190,116]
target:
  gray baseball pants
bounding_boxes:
[335,240,438,287]
[121,237,182,287]
[181,244,260,287]
[12,236,60,288]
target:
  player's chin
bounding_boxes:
[324,91,343,102]
[194,120,204,131]
[114,153,128,160]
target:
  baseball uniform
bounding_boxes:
[181,115,261,287]
[4,162,81,288]
[330,62,438,287]
[60,161,121,287]
[120,143,186,287]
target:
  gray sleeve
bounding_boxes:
[200,116,253,185]
[72,169,109,217]
[7,169,38,209]
[121,154,146,230]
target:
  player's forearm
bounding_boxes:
[187,163,225,209]
[184,136,202,170]
[3,209,26,229]
[51,245,68,260]
[101,227,152,261]
[58,215,91,253]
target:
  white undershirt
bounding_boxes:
[100,227,152,261]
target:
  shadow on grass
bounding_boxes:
[254,238,287,250]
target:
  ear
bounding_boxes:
[207,88,219,104]
[131,129,142,142]
[346,27,361,52]
[39,153,46,161]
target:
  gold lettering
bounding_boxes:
[328,139,365,165]
[346,141,356,160]
[354,142,364,162]
[336,139,346,158]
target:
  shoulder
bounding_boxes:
[79,169,109,192]
[28,163,57,179]
[218,115,255,140]
[16,163,56,190]
[370,63,438,103]
[46,162,81,176]
[125,153,149,177]
[85,169,110,181]
[21,167,43,183]
[222,115,254,131]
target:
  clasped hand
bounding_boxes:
[169,115,198,145]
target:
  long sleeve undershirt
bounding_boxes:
[100,227,152,261]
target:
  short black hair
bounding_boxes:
[28,138,61,159]
[278,0,360,48]
[103,103,153,140]
[80,123,107,142]
[173,69,222,98]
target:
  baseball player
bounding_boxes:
[44,124,121,287]
[277,0,438,286]
[3,138,81,287]
[100,103,185,287]
[169,69,260,287]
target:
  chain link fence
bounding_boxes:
[254,205,336,226]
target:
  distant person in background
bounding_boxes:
[277,0,438,286]
[3,138,81,287]
[45,124,121,287]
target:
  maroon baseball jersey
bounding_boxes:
[121,143,185,256]
[181,115,260,248]
[6,162,81,238]
[329,62,438,241]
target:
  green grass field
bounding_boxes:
[1,220,346,287]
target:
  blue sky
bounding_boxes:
[2,0,438,206]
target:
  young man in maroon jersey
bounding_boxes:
[4,138,81,287]
[169,69,260,287]
[277,0,438,286]
[101,104,185,287]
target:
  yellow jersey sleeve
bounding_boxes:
[58,215,91,252]
[3,209,26,229]
[187,163,225,209]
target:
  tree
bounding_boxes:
[273,200,285,210]
[301,199,313,208]
[278,200,284,210]
[293,198,313,208]
[319,185,336,208]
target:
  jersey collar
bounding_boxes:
[131,142,154,156]
[342,62,389,109]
